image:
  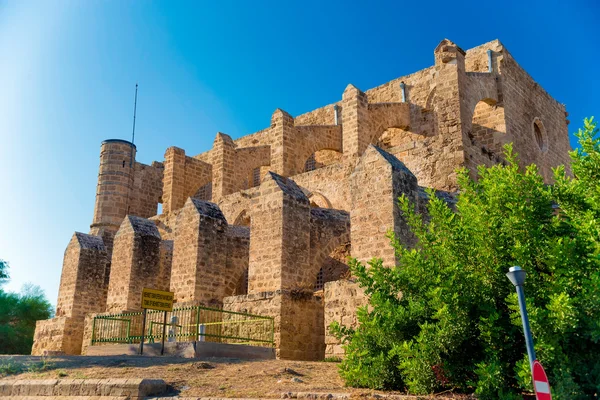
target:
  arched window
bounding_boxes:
[533,118,548,153]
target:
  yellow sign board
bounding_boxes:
[141,288,174,312]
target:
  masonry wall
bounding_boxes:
[55,233,110,319]
[105,216,164,312]
[248,173,311,293]
[170,199,244,305]
[223,291,325,361]
[163,147,212,213]
[31,317,84,356]
[309,208,351,290]
[323,280,368,358]
[499,50,571,181]
[350,146,419,266]
[129,161,164,218]
[292,162,352,211]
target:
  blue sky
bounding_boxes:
[0,0,597,305]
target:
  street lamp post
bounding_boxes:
[506,266,536,369]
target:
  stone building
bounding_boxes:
[32,39,571,359]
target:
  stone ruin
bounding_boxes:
[32,39,571,360]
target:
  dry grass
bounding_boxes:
[0,355,474,399]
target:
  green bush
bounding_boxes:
[331,118,600,399]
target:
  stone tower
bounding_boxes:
[90,139,137,238]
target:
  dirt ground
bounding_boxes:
[0,355,474,399]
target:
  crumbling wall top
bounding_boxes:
[73,232,105,250]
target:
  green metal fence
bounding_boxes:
[91,305,275,347]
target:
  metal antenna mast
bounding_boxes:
[129,83,138,168]
[131,83,138,145]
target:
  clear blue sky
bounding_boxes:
[0,0,597,305]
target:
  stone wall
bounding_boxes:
[33,232,110,355]
[105,216,164,312]
[350,146,419,266]
[31,317,84,356]
[55,233,110,319]
[169,199,248,306]
[324,280,368,358]
[248,173,311,293]
[129,161,164,219]
[162,146,212,213]
[499,48,571,181]
[223,290,324,361]
[293,162,352,211]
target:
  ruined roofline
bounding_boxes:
[466,38,565,111]
[192,39,513,160]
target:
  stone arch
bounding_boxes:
[310,232,351,290]
[303,149,344,172]
[233,267,249,295]
[313,241,351,292]
[465,97,506,171]
[309,208,351,290]
[233,209,251,227]
[300,147,343,173]
[307,191,332,209]
[424,86,438,112]
[374,127,422,152]
[366,103,412,149]
[532,117,548,153]
[294,125,343,174]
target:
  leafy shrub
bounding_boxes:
[332,118,600,399]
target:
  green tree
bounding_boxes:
[0,261,53,354]
[0,259,8,284]
[332,118,600,399]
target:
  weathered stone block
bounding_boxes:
[105,215,162,312]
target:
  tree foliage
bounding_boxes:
[332,118,600,399]
[0,260,53,354]
[0,259,8,285]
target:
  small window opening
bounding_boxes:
[122,160,126,167]
[252,167,261,187]
[314,268,324,291]
[305,154,316,172]
[534,123,543,149]
[533,118,548,153]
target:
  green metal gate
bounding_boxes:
[91,305,274,347]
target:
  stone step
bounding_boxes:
[9,397,127,400]
[0,378,166,398]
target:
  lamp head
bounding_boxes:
[506,266,526,287]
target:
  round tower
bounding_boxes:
[90,139,136,235]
